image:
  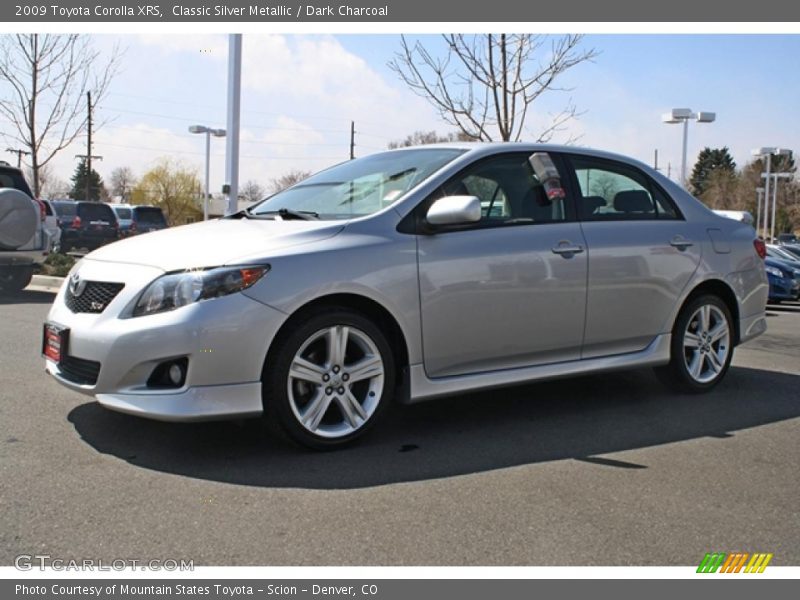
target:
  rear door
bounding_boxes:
[563,154,702,358]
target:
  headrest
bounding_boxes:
[614,190,653,213]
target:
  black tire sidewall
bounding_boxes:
[666,294,734,393]
[263,308,395,450]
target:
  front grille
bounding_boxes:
[65,281,124,314]
[59,355,101,385]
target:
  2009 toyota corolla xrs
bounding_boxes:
[43,144,768,449]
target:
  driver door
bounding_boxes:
[417,152,588,378]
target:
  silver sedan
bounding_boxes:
[43,144,768,449]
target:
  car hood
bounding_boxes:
[85,217,345,271]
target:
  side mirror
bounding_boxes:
[426,195,481,227]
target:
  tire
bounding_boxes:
[263,307,395,450]
[655,294,734,393]
[0,266,33,294]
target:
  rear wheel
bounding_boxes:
[655,294,734,393]
[263,308,395,450]
[0,266,33,294]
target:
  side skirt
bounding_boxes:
[405,334,672,403]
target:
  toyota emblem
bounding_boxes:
[69,272,87,297]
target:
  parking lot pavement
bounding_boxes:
[1,293,799,566]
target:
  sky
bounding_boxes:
[2,33,799,197]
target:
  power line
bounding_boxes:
[5,147,30,168]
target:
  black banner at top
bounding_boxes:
[2,0,797,22]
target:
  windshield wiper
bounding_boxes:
[258,208,320,221]
[226,207,252,219]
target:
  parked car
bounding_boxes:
[109,204,134,237]
[712,209,754,226]
[777,244,800,261]
[131,205,168,234]
[44,144,768,449]
[0,161,53,293]
[766,244,800,268]
[40,200,63,252]
[764,257,800,303]
[110,204,168,237]
[51,200,119,252]
[776,233,798,245]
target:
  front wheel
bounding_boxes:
[263,308,395,450]
[655,294,734,393]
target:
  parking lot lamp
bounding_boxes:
[189,125,226,220]
[752,147,792,241]
[662,109,716,187]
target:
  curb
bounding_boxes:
[28,274,64,293]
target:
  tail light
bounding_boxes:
[34,198,46,221]
[71,216,82,228]
[753,239,766,259]
[130,222,137,233]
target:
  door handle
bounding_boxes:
[670,236,694,250]
[551,243,584,256]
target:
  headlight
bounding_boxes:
[765,266,784,278]
[132,265,269,317]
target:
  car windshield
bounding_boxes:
[250,148,466,219]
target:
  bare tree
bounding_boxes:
[241,179,265,203]
[389,34,597,143]
[388,130,472,149]
[0,34,122,197]
[109,166,136,202]
[268,170,312,194]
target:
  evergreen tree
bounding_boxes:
[690,147,736,197]
[69,160,106,201]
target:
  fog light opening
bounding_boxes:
[147,358,188,389]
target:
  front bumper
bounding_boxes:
[45,258,285,420]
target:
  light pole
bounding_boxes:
[752,147,792,241]
[662,108,716,187]
[189,125,226,220]
[755,186,765,237]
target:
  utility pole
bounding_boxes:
[71,91,103,201]
[350,121,355,160]
[86,92,93,201]
[5,148,30,168]
[653,149,659,171]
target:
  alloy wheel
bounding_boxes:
[682,304,731,384]
[287,325,385,438]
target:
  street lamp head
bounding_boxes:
[661,113,682,124]
[752,147,792,157]
[668,108,694,120]
[189,125,209,134]
[211,129,227,137]
[695,112,715,123]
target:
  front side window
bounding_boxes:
[251,148,466,220]
[437,153,568,226]
[569,156,679,221]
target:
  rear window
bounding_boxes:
[0,168,34,198]
[52,202,77,217]
[134,207,166,224]
[113,207,132,219]
[78,203,116,221]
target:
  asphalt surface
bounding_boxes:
[1,291,799,566]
